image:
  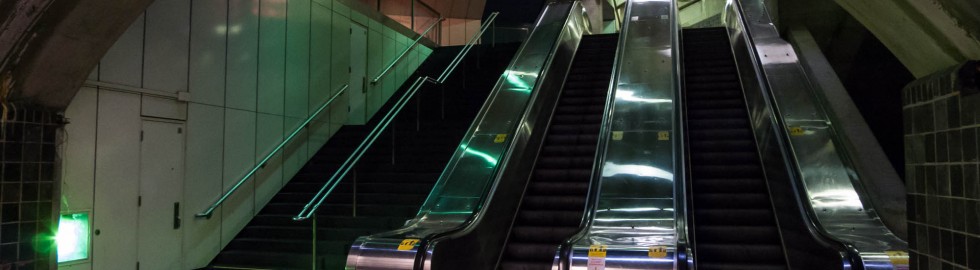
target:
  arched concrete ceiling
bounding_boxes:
[1,0,153,109]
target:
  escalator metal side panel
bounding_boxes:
[721,0,908,269]
[425,3,593,270]
[345,2,587,270]
[562,1,684,269]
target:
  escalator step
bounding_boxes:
[688,139,756,152]
[695,243,786,263]
[510,226,580,242]
[504,242,560,261]
[545,134,600,145]
[520,195,588,210]
[697,262,787,270]
[527,181,590,196]
[693,192,771,209]
[536,156,597,169]
[548,124,600,134]
[690,152,758,164]
[694,209,777,226]
[516,210,585,225]
[498,261,555,270]
[692,178,767,193]
[532,169,593,181]
[688,118,750,129]
[695,225,782,243]
[689,164,763,178]
[687,108,745,119]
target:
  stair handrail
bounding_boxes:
[293,12,501,221]
[195,85,349,219]
[371,17,445,84]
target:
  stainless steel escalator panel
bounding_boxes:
[722,0,908,268]
[346,2,587,269]
[562,0,683,269]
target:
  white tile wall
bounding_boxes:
[61,0,433,269]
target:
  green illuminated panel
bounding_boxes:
[57,213,91,263]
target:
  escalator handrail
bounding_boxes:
[414,1,581,239]
[293,12,500,221]
[723,0,863,267]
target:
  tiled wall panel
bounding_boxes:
[225,0,259,111]
[189,0,228,107]
[902,63,980,269]
[257,0,288,115]
[0,106,60,269]
[285,0,313,119]
[255,114,285,208]
[99,15,145,88]
[143,0,190,92]
[183,103,224,268]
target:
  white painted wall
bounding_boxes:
[679,0,725,27]
[58,0,432,269]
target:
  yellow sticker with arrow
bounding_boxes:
[789,126,805,136]
[648,246,668,258]
[494,134,508,143]
[397,239,420,251]
[884,250,908,266]
[588,245,607,257]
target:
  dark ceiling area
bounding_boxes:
[781,0,913,178]
[482,0,547,27]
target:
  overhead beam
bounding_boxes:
[835,0,980,78]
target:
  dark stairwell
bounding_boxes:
[206,42,520,270]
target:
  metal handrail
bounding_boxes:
[195,85,349,219]
[371,17,444,84]
[294,12,500,221]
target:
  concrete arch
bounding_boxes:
[1,0,154,109]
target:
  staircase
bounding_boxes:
[206,43,520,270]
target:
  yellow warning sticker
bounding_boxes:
[648,246,668,258]
[884,250,909,266]
[397,239,420,251]
[494,134,508,143]
[612,131,624,141]
[588,245,607,258]
[789,127,805,136]
[658,131,670,141]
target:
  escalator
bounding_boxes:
[498,33,618,270]
[682,27,789,270]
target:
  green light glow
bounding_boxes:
[57,213,90,263]
[460,145,499,165]
[505,71,536,92]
